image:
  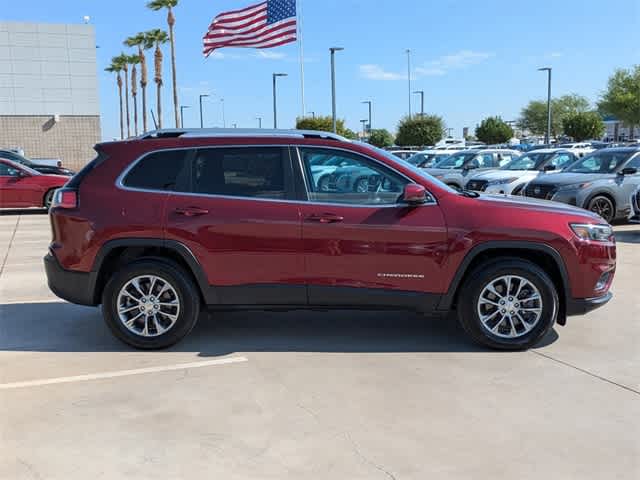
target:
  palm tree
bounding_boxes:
[124,33,154,133]
[126,54,141,136]
[147,0,180,128]
[145,29,169,129]
[113,53,131,137]
[105,58,126,140]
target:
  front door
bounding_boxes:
[0,162,25,207]
[164,146,306,305]
[296,147,448,310]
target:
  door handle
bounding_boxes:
[307,213,344,224]
[174,207,209,217]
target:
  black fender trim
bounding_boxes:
[91,238,215,305]
[436,241,571,313]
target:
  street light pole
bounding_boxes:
[220,98,226,128]
[330,47,344,133]
[360,119,368,138]
[199,94,209,129]
[257,117,262,128]
[538,67,552,144]
[413,90,424,117]
[362,100,372,132]
[406,49,412,118]
[272,73,288,129]
[179,105,190,128]
[309,111,316,118]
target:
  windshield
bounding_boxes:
[434,152,476,169]
[406,153,426,166]
[364,145,460,194]
[565,151,634,174]
[501,152,553,171]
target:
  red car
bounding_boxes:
[44,129,616,350]
[0,158,68,209]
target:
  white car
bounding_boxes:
[465,149,579,195]
[557,142,595,158]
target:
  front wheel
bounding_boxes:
[102,259,200,349]
[457,259,558,350]
[588,195,615,223]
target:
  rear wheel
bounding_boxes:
[457,259,558,350]
[588,195,615,223]
[43,189,56,210]
[102,259,200,349]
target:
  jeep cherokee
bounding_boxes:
[44,129,616,350]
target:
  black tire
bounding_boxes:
[102,259,200,349]
[43,189,56,210]
[587,195,615,223]
[457,259,558,350]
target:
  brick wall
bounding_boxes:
[0,115,101,170]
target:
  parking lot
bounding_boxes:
[1,212,639,479]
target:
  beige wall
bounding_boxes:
[0,115,101,170]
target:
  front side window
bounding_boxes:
[551,153,576,169]
[191,147,286,199]
[0,163,20,176]
[436,152,475,169]
[123,150,190,191]
[300,148,408,205]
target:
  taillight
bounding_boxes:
[52,188,78,209]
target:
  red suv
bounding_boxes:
[45,129,616,350]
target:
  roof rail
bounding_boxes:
[138,128,350,142]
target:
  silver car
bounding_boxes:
[425,149,521,191]
[465,149,578,195]
[630,184,640,222]
[522,147,640,223]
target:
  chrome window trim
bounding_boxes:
[115,143,438,208]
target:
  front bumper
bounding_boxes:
[44,253,98,306]
[566,292,613,316]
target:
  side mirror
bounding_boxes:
[403,183,427,205]
[620,167,638,176]
[543,165,557,172]
[463,164,478,171]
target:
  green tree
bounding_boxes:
[395,115,444,147]
[125,54,141,136]
[368,128,394,148]
[475,116,514,144]
[518,94,590,138]
[147,0,180,128]
[598,65,640,139]
[112,53,131,137]
[105,58,126,139]
[296,115,357,139]
[562,111,605,141]
[124,32,154,133]
[145,29,168,129]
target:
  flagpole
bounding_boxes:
[297,0,306,117]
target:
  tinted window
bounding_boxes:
[191,147,285,199]
[566,151,634,174]
[301,148,408,205]
[551,153,576,169]
[0,163,20,176]
[124,150,190,191]
[626,154,640,169]
[436,152,475,169]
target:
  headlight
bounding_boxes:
[487,177,518,187]
[558,182,592,191]
[570,223,613,242]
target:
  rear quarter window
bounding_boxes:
[123,150,190,191]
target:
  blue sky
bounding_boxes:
[5,0,640,140]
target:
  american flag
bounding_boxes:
[203,0,297,57]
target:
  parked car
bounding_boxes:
[425,149,521,190]
[629,185,640,222]
[405,150,453,168]
[0,149,74,176]
[465,149,578,195]
[556,143,595,157]
[388,150,420,160]
[308,154,358,188]
[522,147,640,223]
[0,158,68,209]
[45,128,615,351]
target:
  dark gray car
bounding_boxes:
[522,147,640,223]
[425,149,521,190]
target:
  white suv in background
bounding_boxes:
[465,149,578,195]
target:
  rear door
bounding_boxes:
[164,146,305,305]
[296,147,448,310]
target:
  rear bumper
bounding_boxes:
[44,253,98,306]
[566,292,613,316]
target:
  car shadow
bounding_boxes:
[0,302,559,355]
[0,208,47,216]
[615,229,640,244]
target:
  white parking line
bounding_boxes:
[0,357,249,390]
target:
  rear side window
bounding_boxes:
[190,147,286,199]
[67,149,108,189]
[123,150,190,191]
